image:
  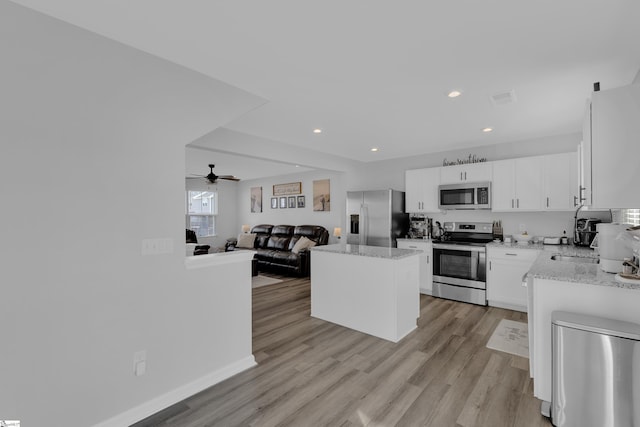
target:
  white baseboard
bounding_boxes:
[93,355,256,427]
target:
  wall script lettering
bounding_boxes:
[442,154,487,166]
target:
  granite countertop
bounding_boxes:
[525,245,640,291]
[311,243,421,260]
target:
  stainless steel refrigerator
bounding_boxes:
[346,189,409,248]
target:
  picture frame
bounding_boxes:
[297,195,305,208]
[279,196,287,209]
[288,196,296,208]
[271,197,278,209]
[250,187,262,213]
[313,179,330,211]
[273,182,302,196]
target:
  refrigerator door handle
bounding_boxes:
[361,203,368,245]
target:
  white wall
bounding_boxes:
[0,3,262,426]
[237,170,346,243]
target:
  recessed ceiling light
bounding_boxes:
[371,147,379,152]
[447,90,462,98]
[482,127,493,133]
[295,165,300,168]
[313,128,322,134]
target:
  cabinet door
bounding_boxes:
[591,84,640,208]
[440,164,466,183]
[397,240,432,295]
[543,152,578,210]
[440,163,492,183]
[405,168,440,213]
[405,169,425,212]
[580,100,593,206]
[421,167,440,212]
[515,156,542,211]
[464,162,493,182]
[492,159,516,211]
[487,248,539,312]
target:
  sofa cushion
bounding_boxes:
[272,251,302,266]
[236,233,256,249]
[292,236,316,254]
[267,235,291,251]
[251,224,273,249]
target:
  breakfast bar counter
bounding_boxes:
[310,244,421,342]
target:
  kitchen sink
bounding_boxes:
[550,254,599,264]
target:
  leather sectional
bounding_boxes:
[227,224,329,276]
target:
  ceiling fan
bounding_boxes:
[187,164,240,184]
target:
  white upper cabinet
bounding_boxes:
[405,167,440,213]
[492,157,542,211]
[542,152,579,211]
[585,84,640,209]
[439,162,492,184]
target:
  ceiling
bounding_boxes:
[11,0,640,174]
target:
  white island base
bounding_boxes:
[311,244,420,343]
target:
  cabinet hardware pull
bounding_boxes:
[511,199,514,208]
[489,261,491,270]
[506,253,518,256]
[517,199,520,208]
[460,172,463,181]
[465,172,467,180]
[574,195,578,206]
[547,197,549,207]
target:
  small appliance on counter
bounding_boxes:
[543,236,562,245]
[574,218,601,247]
[591,223,633,273]
[408,214,428,239]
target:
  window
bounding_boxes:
[186,190,218,237]
[621,209,640,226]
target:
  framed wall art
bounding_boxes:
[279,196,287,209]
[313,179,330,211]
[297,195,305,208]
[271,197,278,209]
[288,196,296,208]
[273,182,301,196]
[250,187,262,213]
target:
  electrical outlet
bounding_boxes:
[133,350,146,376]
[142,238,174,255]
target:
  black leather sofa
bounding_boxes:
[226,224,329,276]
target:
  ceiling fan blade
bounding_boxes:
[218,175,240,181]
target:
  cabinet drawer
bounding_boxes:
[397,240,430,251]
[488,247,540,262]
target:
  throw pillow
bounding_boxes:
[236,233,256,249]
[292,236,316,254]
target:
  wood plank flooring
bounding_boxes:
[133,276,552,427]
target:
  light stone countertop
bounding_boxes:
[521,244,640,291]
[311,243,421,260]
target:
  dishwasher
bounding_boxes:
[551,311,640,427]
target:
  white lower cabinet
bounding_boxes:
[397,239,432,295]
[487,246,540,312]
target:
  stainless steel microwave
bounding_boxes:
[438,182,491,210]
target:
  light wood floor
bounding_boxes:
[133,276,552,427]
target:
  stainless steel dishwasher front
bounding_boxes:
[551,311,640,427]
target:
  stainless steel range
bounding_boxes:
[432,221,493,306]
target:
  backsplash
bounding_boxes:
[422,209,614,241]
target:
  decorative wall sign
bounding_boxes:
[313,179,330,211]
[250,187,262,213]
[273,182,302,196]
[442,154,488,166]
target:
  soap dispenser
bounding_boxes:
[561,231,568,245]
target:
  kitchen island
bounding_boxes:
[526,247,640,403]
[310,243,420,343]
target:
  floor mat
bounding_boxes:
[486,319,529,358]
